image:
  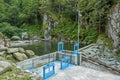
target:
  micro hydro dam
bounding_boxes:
[17,42,120,80]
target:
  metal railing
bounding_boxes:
[17,52,57,69]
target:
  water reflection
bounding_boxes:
[44,41,51,54]
[22,41,83,56]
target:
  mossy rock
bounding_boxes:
[0,61,12,75]
[13,52,28,61]
[25,50,35,58]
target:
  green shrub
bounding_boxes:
[2,29,14,38]
[23,75,30,80]
[21,24,41,37]
[0,22,23,38]
[98,34,113,50]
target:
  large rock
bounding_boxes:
[21,32,28,40]
[0,61,11,75]
[18,48,25,53]
[25,50,35,57]
[0,47,8,51]
[0,51,6,56]
[32,36,41,40]
[7,48,19,54]
[13,52,28,61]
[11,36,21,41]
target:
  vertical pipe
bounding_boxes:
[43,67,45,79]
[78,12,80,45]
[77,0,82,65]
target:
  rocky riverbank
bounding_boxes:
[79,42,120,74]
[0,45,42,80]
[0,60,42,80]
[0,47,35,61]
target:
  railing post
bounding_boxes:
[58,42,64,53]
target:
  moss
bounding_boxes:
[0,63,30,80]
[23,75,31,80]
[115,49,120,57]
[0,66,20,80]
[98,34,113,50]
[116,53,120,57]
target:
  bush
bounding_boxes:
[0,22,22,38]
[21,24,41,37]
[2,29,14,38]
[23,75,30,80]
[98,34,113,50]
[80,27,98,43]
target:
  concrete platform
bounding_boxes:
[37,61,120,80]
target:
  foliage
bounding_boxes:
[116,49,120,57]
[23,75,30,80]
[0,22,23,38]
[98,34,113,50]
[0,0,119,43]
[0,64,30,80]
[21,24,43,38]
[116,52,120,57]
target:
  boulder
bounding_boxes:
[0,47,8,51]
[0,51,6,56]
[13,52,28,61]
[21,32,28,40]
[6,55,13,60]
[32,36,41,40]
[0,61,11,75]
[11,36,21,41]
[7,48,19,54]
[25,50,35,57]
[18,48,25,53]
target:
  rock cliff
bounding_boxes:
[107,3,120,48]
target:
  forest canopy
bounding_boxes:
[0,0,119,42]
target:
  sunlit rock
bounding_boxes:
[18,48,25,53]
[25,50,35,57]
[13,52,28,61]
[7,48,19,54]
